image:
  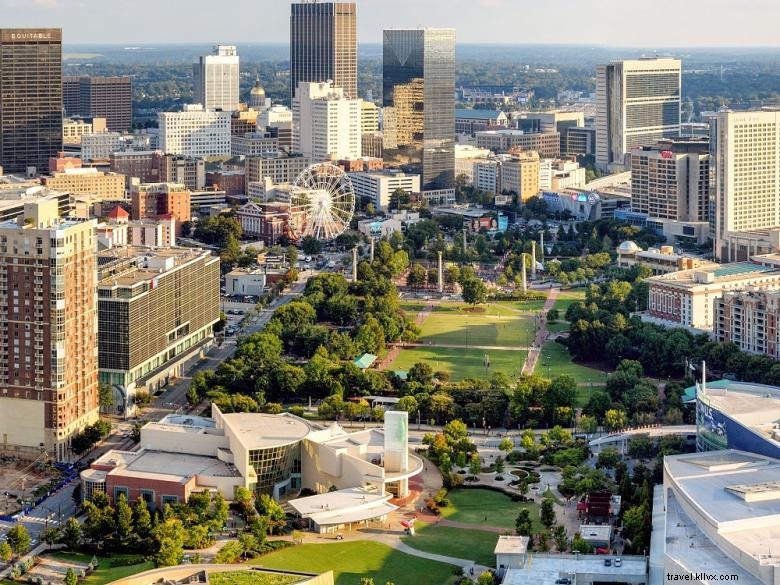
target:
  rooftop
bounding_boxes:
[493,535,529,555]
[501,554,646,585]
[647,260,780,289]
[220,412,311,450]
[98,246,213,288]
[89,449,240,484]
[455,109,505,120]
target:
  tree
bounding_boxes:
[408,362,434,386]
[64,568,78,585]
[115,493,134,541]
[596,447,622,469]
[0,541,12,563]
[133,499,152,540]
[552,525,568,552]
[215,540,243,564]
[301,236,323,255]
[397,396,418,414]
[546,309,560,322]
[461,277,488,306]
[407,264,427,289]
[286,245,299,267]
[578,414,598,435]
[540,497,556,528]
[515,509,532,536]
[604,409,628,432]
[359,579,375,585]
[257,494,287,535]
[468,454,482,478]
[499,437,514,457]
[60,517,82,550]
[6,524,30,558]
[153,518,186,567]
[571,533,593,554]
[477,571,497,585]
[98,383,114,409]
[41,527,61,546]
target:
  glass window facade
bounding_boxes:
[383,29,455,192]
[248,442,300,497]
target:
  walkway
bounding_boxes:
[390,342,529,352]
[521,288,560,375]
[377,303,436,370]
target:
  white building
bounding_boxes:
[293,81,361,161]
[539,158,553,191]
[231,132,279,157]
[158,105,232,158]
[81,132,123,161]
[193,45,240,112]
[259,105,293,128]
[225,268,267,297]
[454,144,492,183]
[348,170,420,211]
[596,58,681,171]
[714,110,780,261]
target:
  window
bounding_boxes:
[140,489,155,504]
[113,486,129,502]
[161,495,178,506]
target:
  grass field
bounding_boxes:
[252,541,456,585]
[210,571,304,585]
[546,321,570,333]
[49,552,153,585]
[390,347,526,381]
[402,522,499,567]
[536,341,608,389]
[552,288,587,315]
[416,302,535,348]
[440,489,542,532]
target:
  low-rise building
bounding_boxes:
[158,154,206,190]
[43,167,125,200]
[236,201,289,245]
[455,109,509,136]
[231,131,278,157]
[225,268,266,296]
[110,150,162,186]
[63,116,107,145]
[357,210,421,237]
[97,246,219,415]
[616,242,716,275]
[206,170,245,196]
[131,182,191,236]
[499,553,646,585]
[245,152,311,194]
[348,170,420,211]
[643,255,780,332]
[476,129,561,158]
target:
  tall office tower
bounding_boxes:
[63,76,133,132]
[290,1,357,100]
[0,199,99,461]
[714,110,780,261]
[193,45,240,112]
[292,81,361,161]
[383,28,456,195]
[631,137,710,222]
[158,105,232,158]
[130,182,191,236]
[0,29,63,175]
[596,58,681,172]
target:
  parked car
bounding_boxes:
[604,559,612,567]
[614,558,622,567]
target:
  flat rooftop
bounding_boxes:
[98,246,212,288]
[502,554,646,585]
[220,412,310,450]
[89,449,240,484]
[648,261,780,289]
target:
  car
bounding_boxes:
[604,559,612,567]
[555,579,572,585]
[614,558,622,567]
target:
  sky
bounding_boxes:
[3,0,780,47]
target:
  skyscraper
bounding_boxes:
[596,57,681,171]
[292,81,361,161]
[0,199,99,461]
[383,28,456,196]
[193,45,240,112]
[713,110,780,261]
[290,1,357,100]
[63,76,133,132]
[0,29,63,174]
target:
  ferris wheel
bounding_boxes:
[288,163,355,241]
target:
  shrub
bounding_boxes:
[425,498,440,515]
[109,557,146,568]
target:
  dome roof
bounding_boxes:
[617,240,642,255]
[250,76,266,98]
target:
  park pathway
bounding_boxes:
[521,288,560,375]
[389,342,529,352]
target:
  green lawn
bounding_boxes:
[552,288,587,314]
[43,552,154,585]
[536,341,607,387]
[417,302,535,348]
[440,489,542,531]
[546,321,570,333]
[210,571,304,585]
[402,522,499,567]
[400,301,430,317]
[252,541,455,585]
[390,347,526,381]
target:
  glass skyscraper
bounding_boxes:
[0,29,63,174]
[290,1,357,100]
[383,28,456,194]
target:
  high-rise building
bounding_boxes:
[290,1,357,100]
[714,110,780,261]
[715,289,780,359]
[97,246,220,416]
[292,81,361,161]
[0,29,63,175]
[500,152,541,203]
[383,28,456,195]
[0,199,99,461]
[631,137,710,222]
[596,58,681,171]
[62,76,132,132]
[193,45,240,112]
[158,105,232,158]
[157,154,206,190]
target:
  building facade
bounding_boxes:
[236,201,289,245]
[43,168,126,201]
[293,81,361,161]
[631,137,711,223]
[0,29,63,174]
[383,28,456,194]
[62,76,132,132]
[0,199,99,461]
[714,110,780,261]
[158,105,231,158]
[290,1,357,100]
[131,183,191,236]
[245,153,311,194]
[348,170,420,211]
[157,154,206,191]
[110,150,162,185]
[475,129,561,159]
[596,58,681,171]
[715,290,780,358]
[193,45,240,112]
[97,247,220,415]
